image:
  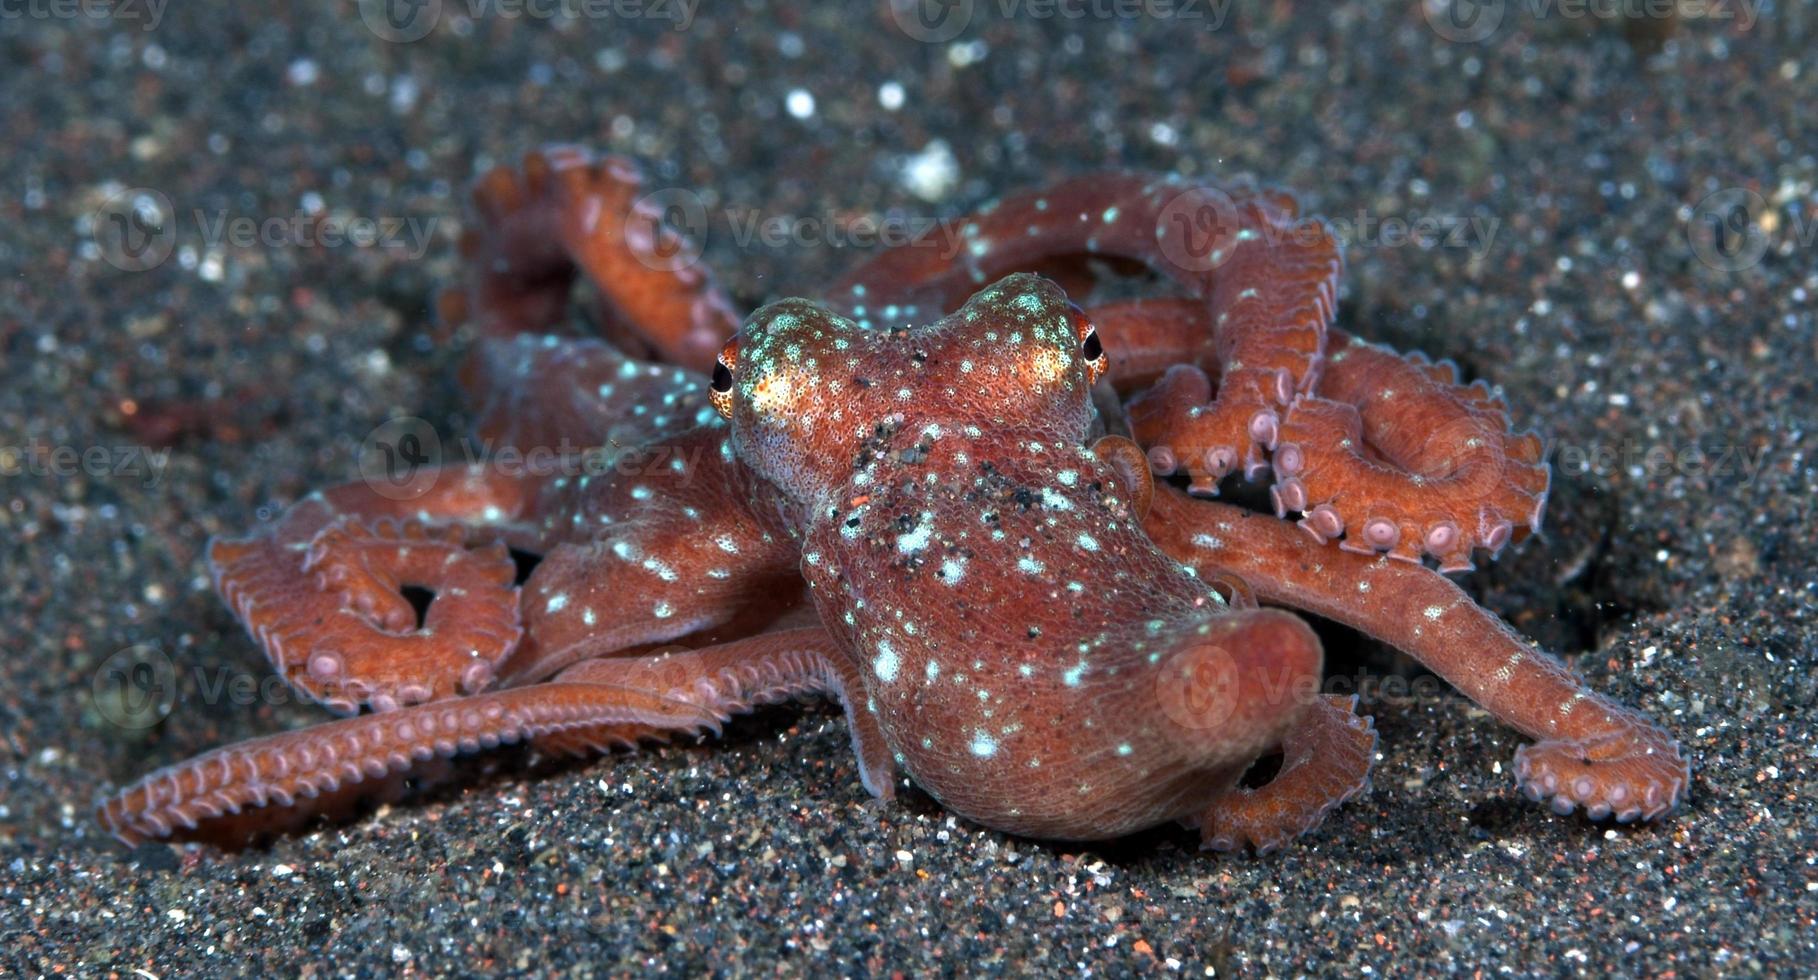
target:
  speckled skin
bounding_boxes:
[97,149,1682,850]
[730,278,1327,839]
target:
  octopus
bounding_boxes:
[97,148,1690,852]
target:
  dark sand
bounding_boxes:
[3,2,1814,975]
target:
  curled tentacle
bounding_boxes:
[1273,329,1550,571]
[445,145,737,366]
[1194,694,1376,853]
[1129,199,1341,491]
[208,465,546,714]
[1127,363,1266,495]
[300,518,520,710]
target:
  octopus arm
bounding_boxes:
[97,682,718,847]
[551,627,896,800]
[1190,694,1377,853]
[1147,488,1689,823]
[97,628,891,846]
[1273,330,1551,570]
[442,146,737,367]
[208,464,551,714]
[830,173,1341,493]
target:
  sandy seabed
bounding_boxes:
[2,2,1813,975]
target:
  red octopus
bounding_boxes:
[98,149,1689,851]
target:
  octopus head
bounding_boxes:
[710,273,1107,503]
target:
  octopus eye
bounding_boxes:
[709,339,740,419]
[1081,328,1103,362]
[1068,302,1106,385]
[1079,325,1106,385]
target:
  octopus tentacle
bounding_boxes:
[1130,194,1341,491]
[825,173,1308,321]
[1080,297,1216,390]
[96,682,719,846]
[549,628,897,800]
[1145,487,1689,822]
[1194,694,1377,853]
[208,464,550,714]
[824,174,1340,493]
[495,425,802,687]
[446,145,737,366]
[460,333,719,458]
[1272,330,1551,571]
[1089,435,1155,521]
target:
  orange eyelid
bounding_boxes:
[1068,302,1094,343]
[709,338,740,420]
[1071,304,1107,385]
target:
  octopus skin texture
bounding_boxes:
[97,148,1689,852]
